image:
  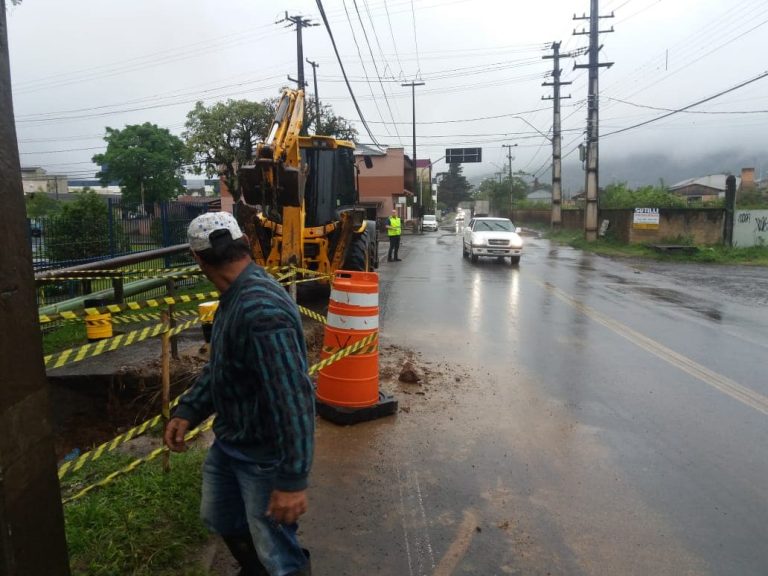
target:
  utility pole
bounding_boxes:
[402,81,425,217]
[501,143,518,181]
[281,13,316,134]
[502,143,518,215]
[281,13,317,89]
[543,41,574,231]
[306,58,321,132]
[0,2,71,573]
[574,0,614,241]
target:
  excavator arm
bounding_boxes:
[245,88,308,266]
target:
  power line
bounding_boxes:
[607,96,768,115]
[603,69,768,138]
[382,0,405,77]
[342,0,393,136]
[364,106,550,124]
[409,0,422,77]
[352,0,402,144]
[315,0,383,147]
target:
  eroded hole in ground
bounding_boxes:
[48,363,204,461]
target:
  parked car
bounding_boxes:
[423,214,438,231]
[455,210,465,222]
[462,217,523,265]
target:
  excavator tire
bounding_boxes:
[342,222,378,272]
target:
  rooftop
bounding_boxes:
[670,174,741,192]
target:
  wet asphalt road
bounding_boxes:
[302,226,768,575]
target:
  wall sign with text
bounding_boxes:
[633,207,660,230]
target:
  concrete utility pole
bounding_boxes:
[543,41,573,231]
[0,2,71,573]
[402,81,425,213]
[502,143,518,213]
[282,13,317,89]
[574,0,614,240]
[501,143,518,181]
[306,58,321,132]
[281,13,316,135]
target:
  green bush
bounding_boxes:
[599,182,687,209]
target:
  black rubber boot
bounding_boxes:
[222,533,269,576]
[287,549,312,576]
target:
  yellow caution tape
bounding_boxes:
[58,330,378,491]
[308,332,378,375]
[39,266,201,277]
[61,418,214,505]
[57,396,181,479]
[84,309,200,326]
[44,318,201,370]
[297,306,327,324]
[38,272,205,282]
[39,292,220,324]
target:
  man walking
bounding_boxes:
[386,208,402,262]
[164,212,314,576]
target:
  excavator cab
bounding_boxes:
[236,88,378,278]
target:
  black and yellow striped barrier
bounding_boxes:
[39,292,221,324]
[44,318,201,370]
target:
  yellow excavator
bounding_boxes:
[236,88,378,278]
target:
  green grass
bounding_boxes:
[64,447,210,576]
[42,321,87,355]
[544,229,768,265]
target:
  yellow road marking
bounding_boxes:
[539,280,768,416]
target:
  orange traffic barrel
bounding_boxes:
[317,270,379,408]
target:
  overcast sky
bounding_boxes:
[7,0,768,186]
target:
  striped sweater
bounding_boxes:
[175,262,315,491]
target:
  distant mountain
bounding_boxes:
[471,148,767,196]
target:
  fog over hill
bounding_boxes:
[471,149,768,196]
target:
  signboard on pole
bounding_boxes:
[445,148,482,164]
[632,207,660,230]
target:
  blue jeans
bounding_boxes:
[201,442,308,576]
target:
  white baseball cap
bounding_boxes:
[187,211,244,252]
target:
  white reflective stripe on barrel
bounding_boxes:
[330,289,379,307]
[326,312,379,330]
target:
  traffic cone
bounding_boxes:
[316,270,397,424]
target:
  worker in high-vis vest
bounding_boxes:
[386,208,402,262]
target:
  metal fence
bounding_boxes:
[29,198,211,272]
[31,198,213,308]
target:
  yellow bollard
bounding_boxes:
[85,313,113,341]
[198,301,219,343]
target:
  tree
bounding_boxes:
[437,163,472,210]
[184,99,273,203]
[306,98,358,141]
[46,190,128,262]
[25,192,60,217]
[93,123,187,211]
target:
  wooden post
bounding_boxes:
[0,1,71,572]
[166,278,178,359]
[161,312,171,473]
